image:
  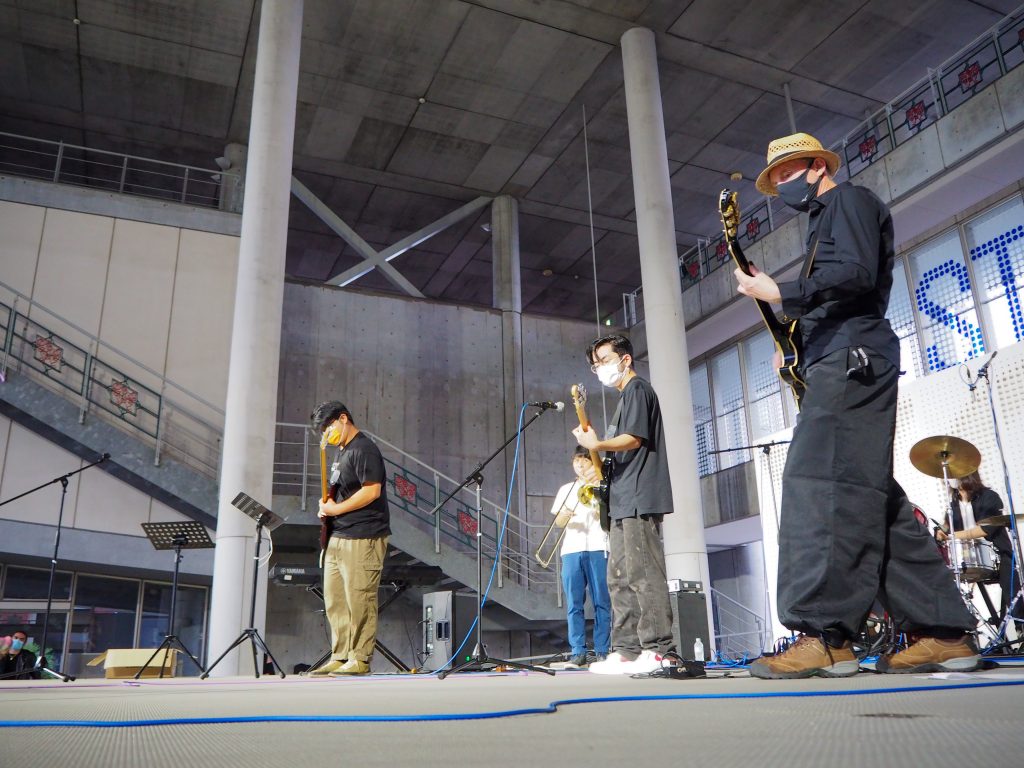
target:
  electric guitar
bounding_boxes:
[719,189,805,406]
[319,429,331,552]
[571,383,612,532]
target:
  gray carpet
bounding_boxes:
[2,666,1023,767]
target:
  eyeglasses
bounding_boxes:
[590,356,621,373]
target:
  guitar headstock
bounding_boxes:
[571,383,587,409]
[319,428,330,451]
[719,189,739,240]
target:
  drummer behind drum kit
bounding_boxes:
[909,435,1023,651]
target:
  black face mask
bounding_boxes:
[776,168,822,212]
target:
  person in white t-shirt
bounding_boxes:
[551,446,611,667]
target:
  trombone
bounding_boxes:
[534,483,600,569]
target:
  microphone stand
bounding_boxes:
[430,405,557,678]
[0,452,110,681]
[966,354,1024,653]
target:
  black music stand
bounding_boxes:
[202,492,286,679]
[135,521,213,678]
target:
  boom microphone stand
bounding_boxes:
[431,403,558,678]
[967,352,1024,652]
[0,452,109,682]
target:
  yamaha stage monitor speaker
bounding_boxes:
[669,580,711,661]
[421,590,476,671]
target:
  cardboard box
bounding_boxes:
[86,648,178,679]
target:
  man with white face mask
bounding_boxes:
[572,334,675,675]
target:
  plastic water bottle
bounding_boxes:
[693,637,705,661]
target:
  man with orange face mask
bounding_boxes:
[309,400,391,676]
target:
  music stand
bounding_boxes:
[202,492,287,679]
[135,521,214,678]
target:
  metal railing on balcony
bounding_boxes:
[0,131,239,210]
[622,3,1024,327]
[709,586,771,661]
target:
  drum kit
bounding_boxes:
[909,435,1022,649]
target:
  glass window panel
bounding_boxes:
[887,257,923,381]
[742,330,787,440]
[964,195,1024,350]
[3,566,73,600]
[690,364,717,476]
[907,230,986,372]
[70,575,138,654]
[140,582,207,662]
[710,348,749,469]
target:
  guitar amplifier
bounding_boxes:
[669,584,711,662]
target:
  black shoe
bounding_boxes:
[568,654,589,667]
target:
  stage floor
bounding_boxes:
[2,663,1024,767]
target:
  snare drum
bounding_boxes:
[947,539,1000,583]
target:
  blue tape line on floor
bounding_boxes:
[2,678,1024,728]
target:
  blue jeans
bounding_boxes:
[561,550,611,655]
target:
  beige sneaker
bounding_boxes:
[329,658,371,676]
[307,659,345,676]
[750,636,860,679]
[876,636,979,674]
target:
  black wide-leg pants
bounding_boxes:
[777,348,974,638]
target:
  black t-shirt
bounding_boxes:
[778,182,900,369]
[327,431,391,539]
[604,376,674,520]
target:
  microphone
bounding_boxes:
[977,350,998,377]
[528,401,565,412]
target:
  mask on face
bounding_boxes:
[949,478,961,489]
[11,638,24,652]
[596,359,626,388]
[776,167,821,212]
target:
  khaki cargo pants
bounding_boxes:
[323,535,388,663]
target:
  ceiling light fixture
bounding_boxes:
[729,171,743,181]
[542,268,553,277]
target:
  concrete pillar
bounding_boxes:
[620,28,710,593]
[492,196,527,573]
[206,0,303,676]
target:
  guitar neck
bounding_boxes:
[727,237,790,335]
[573,403,604,482]
[319,446,329,502]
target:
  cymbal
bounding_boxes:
[980,515,1013,528]
[909,435,981,479]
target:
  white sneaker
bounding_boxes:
[588,651,636,675]
[627,649,667,674]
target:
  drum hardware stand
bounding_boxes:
[429,405,556,678]
[202,492,287,679]
[0,452,109,682]
[965,354,1024,654]
[135,521,214,678]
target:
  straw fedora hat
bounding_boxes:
[754,132,841,196]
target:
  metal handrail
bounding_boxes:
[709,586,771,658]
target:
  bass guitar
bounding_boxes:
[570,383,612,532]
[719,189,805,406]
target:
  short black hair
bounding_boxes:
[311,400,353,433]
[587,334,632,365]
[572,445,591,460]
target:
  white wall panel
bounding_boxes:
[30,208,113,343]
[0,200,45,301]
[73,461,151,536]
[0,422,82,527]
[164,229,238,413]
[98,219,179,380]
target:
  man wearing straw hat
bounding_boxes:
[733,133,978,678]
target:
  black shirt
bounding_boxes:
[605,376,674,520]
[328,431,391,539]
[778,182,900,369]
[951,488,1011,556]
[0,649,39,679]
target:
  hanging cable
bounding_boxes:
[582,103,609,429]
